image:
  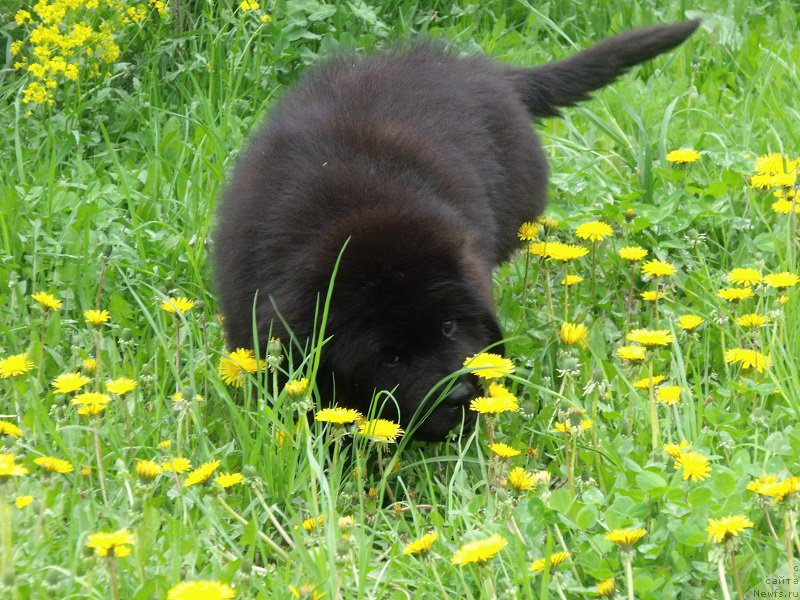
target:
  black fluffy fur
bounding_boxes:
[213,21,699,440]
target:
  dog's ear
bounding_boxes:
[509,20,700,118]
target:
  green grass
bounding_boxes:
[2,0,800,598]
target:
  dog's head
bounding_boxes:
[309,206,503,441]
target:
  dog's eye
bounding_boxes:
[383,354,401,368]
[441,320,457,338]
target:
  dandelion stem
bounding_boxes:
[216,496,289,561]
[544,263,554,322]
[623,553,636,600]
[107,557,120,600]
[730,550,744,600]
[0,491,11,580]
[717,558,732,600]
[590,242,597,299]
[554,576,569,600]
[786,511,796,596]
[625,266,635,332]
[522,249,531,313]
[763,506,780,541]
[93,427,109,505]
[647,361,660,453]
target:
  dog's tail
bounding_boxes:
[509,20,700,118]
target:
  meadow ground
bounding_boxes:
[1,0,799,598]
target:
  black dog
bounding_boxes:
[213,21,699,440]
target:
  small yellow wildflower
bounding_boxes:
[160,296,196,314]
[633,375,666,389]
[717,287,754,301]
[655,386,682,405]
[724,348,770,372]
[506,467,536,491]
[85,529,135,558]
[218,348,265,388]
[641,290,667,302]
[0,420,23,438]
[727,268,761,286]
[0,353,35,378]
[545,242,589,261]
[675,451,711,482]
[302,516,323,531]
[605,528,647,548]
[51,372,90,394]
[666,149,701,163]
[561,274,583,286]
[167,581,236,600]
[71,392,111,416]
[763,272,799,289]
[663,440,692,459]
[559,322,588,346]
[184,460,221,487]
[463,353,514,379]
[215,472,245,489]
[706,515,754,544]
[641,259,676,277]
[284,377,309,398]
[403,531,437,555]
[357,419,404,443]
[106,377,137,395]
[597,579,616,597]
[517,221,539,241]
[626,329,673,346]
[240,0,259,11]
[451,534,507,565]
[162,457,192,473]
[0,454,28,477]
[575,221,613,242]
[314,407,363,424]
[488,442,521,458]
[678,315,704,330]
[15,496,33,509]
[529,551,570,573]
[135,460,162,479]
[736,313,767,328]
[616,345,646,361]
[618,246,648,261]
[32,292,62,310]
[84,309,111,325]
[34,456,74,474]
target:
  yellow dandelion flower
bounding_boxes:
[747,474,779,496]
[160,296,196,314]
[597,578,616,597]
[506,467,536,491]
[718,287,754,301]
[0,454,29,478]
[663,440,692,459]
[736,313,767,328]
[553,419,593,434]
[641,259,676,277]
[314,407,363,425]
[215,472,245,489]
[302,516,323,531]
[517,221,539,241]
[463,353,514,379]
[162,457,192,473]
[751,477,800,503]
[529,551,570,573]
[618,246,648,261]
[0,353,35,378]
[528,241,548,257]
[168,581,236,600]
[546,242,589,261]
[184,460,221,487]
[158,439,172,450]
[616,345,646,361]
[84,309,110,325]
[724,348,770,372]
[34,456,74,474]
[451,534,507,566]
[0,420,23,438]
[678,315,704,330]
[633,375,666,389]
[763,272,799,289]
[15,496,33,509]
[218,348,264,388]
[51,372,90,394]
[559,322,589,346]
[626,329,673,346]
[32,291,62,310]
[772,198,800,215]
[239,0,259,11]
[538,216,559,230]
[357,419,404,443]
[641,290,667,302]
[86,529,135,558]
[666,149,701,163]
[488,442,520,458]
[675,451,711,482]
[403,531,437,555]
[707,515,754,544]
[106,377,137,395]
[727,268,762,286]
[561,274,583,286]
[71,392,111,416]
[470,392,519,415]
[284,377,309,398]
[656,385,682,406]
[82,357,97,372]
[575,221,613,242]
[605,528,647,548]
[756,152,792,176]
[135,460,162,479]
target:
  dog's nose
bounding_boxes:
[446,381,477,407]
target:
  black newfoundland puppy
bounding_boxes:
[214,21,699,440]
